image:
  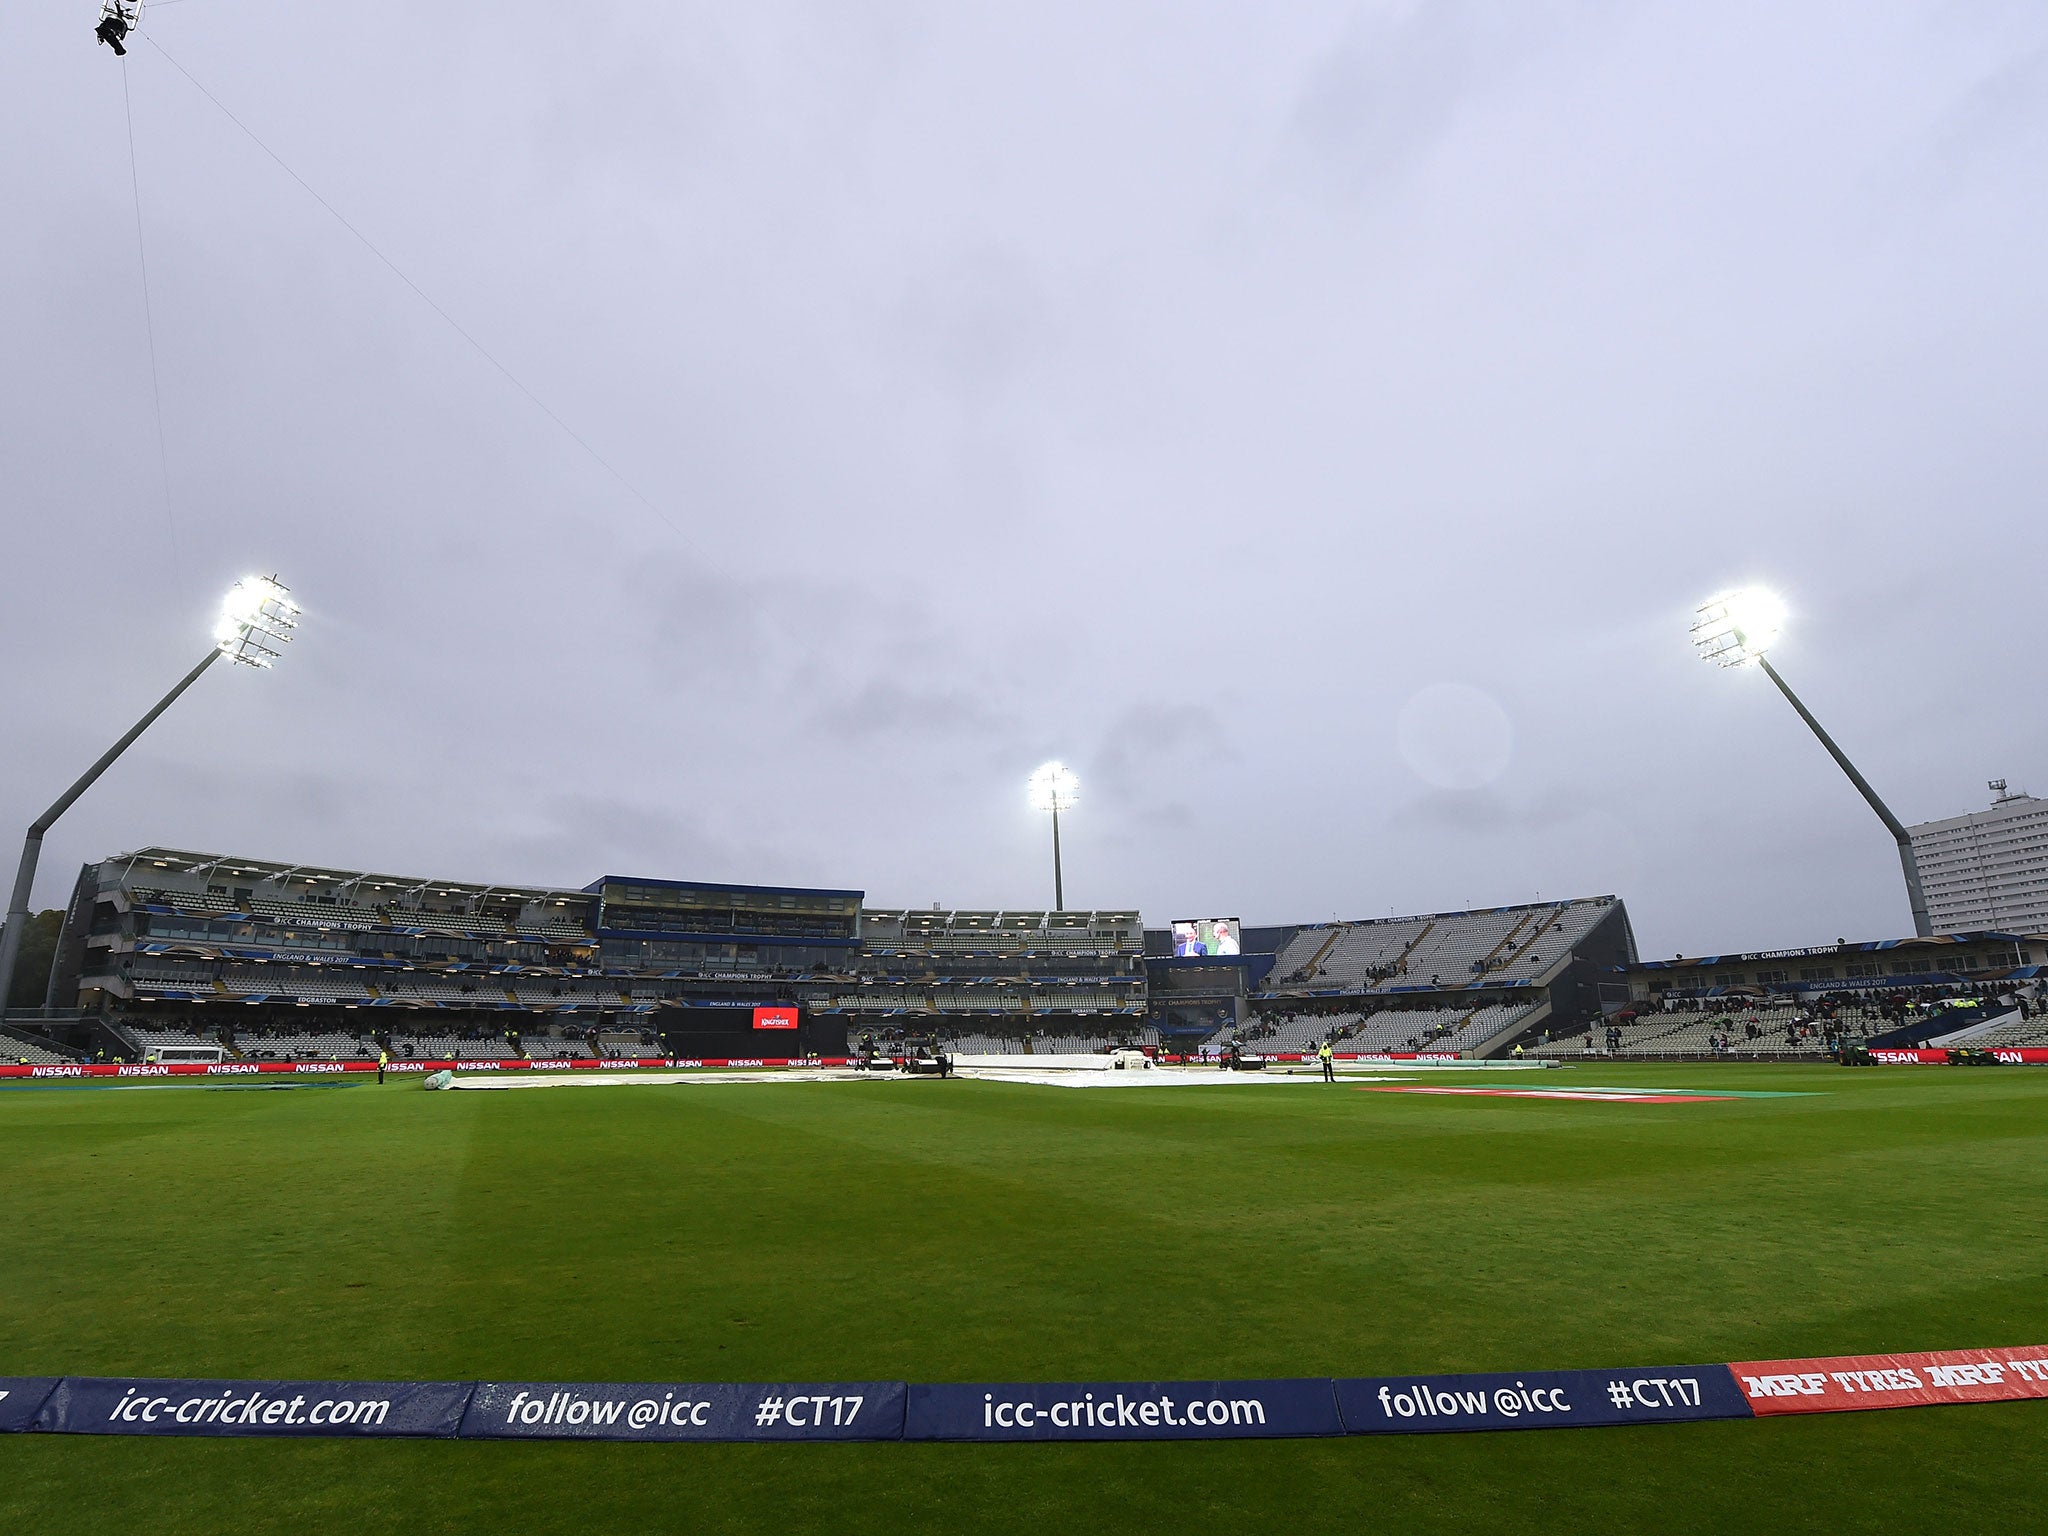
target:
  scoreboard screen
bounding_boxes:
[1171,918,1242,958]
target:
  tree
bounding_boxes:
[4,910,64,1010]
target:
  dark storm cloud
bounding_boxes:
[3,1,2045,952]
[1401,784,1594,837]
[1288,0,1477,190]
[1093,704,1234,799]
[816,680,1018,746]
[888,246,1055,407]
[1084,702,1236,838]
[488,792,782,889]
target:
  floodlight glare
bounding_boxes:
[1690,587,1784,669]
[1690,583,1931,937]
[1026,761,1079,813]
[215,575,300,668]
[1027,761,1079,910]
[1,573,305,1017]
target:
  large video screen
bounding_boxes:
[1172,918,1242,958]
[752,1005,799,1031]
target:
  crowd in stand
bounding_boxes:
[1533,978,2043,1059]
[1274,960,1400,987]
[1233,1001,1484,1054]
[1649,980,2023,1025]
[886,1022,1158,1055]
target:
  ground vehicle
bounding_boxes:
[144,1044,225,1065]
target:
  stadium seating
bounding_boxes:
[2,1035,76,1064]
[218,967,378,1005]
[1263,927,1333,985]
[1929,1011,2048,1048]
[374,978,505,1004]
[250,895,380,929]
[128,880,596,948]
[129,1026,222,1055]
[917,1025,1161,1056]
[72,854,1658,1064]
[940,1031,1025,1054]
[1262,899,1617,996]
[861,909,1145,957]
[1242,1011,1362,1053]
[1523,1003,1890,1058]
[1313,920,1433,986]
[388,1035,520,1060]
[234,1030,370,1060]
[130,887,242,916]
[1221,1004,1511,1055]
[1427,1002,1545,1054]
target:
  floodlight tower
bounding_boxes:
[1691,588,1931,938]
[1027,762,1079,911]
[0,577,299,1015]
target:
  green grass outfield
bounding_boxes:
[4,1062,2045,1533]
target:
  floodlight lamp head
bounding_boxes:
[215,575,300,668]
[1690,587,1784,669]
[1027,761,1079,813]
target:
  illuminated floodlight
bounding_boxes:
[1026,761,1079,813]
[1027,761,1078,910]
[0,574,306,1013]
[215,575,300,668]
[1690,581,1932,936]
[1690,587,1784,669]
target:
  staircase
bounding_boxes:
[102,1018,144,1060]
[1475,912,1538,975]
[1469,1001,1552,1059]
[1393,920,1436,977]
[1302,929,1343,981]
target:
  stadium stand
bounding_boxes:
[1227,1004,1510,1055]
[1265,899,1622,995]
[920,1023,1162,1056]
[862,910,1144,957]
[233,1030,369,1061]
[387,1034,521,1061]
[2,1034,76,1064]
[39,849,1653,1062]
[1177,896,1635,1056]
[1525,1001,1896,1059]
[830,909,1146,1029]
[26,841,2044,1070]
[941,1031,1027,1055]
[1428,1001,1547,1054]
[129,1026,223,1057]
[1964,1012,2048,1048]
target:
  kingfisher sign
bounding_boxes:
[752,1006,798,1031]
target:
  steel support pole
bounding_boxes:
[1756,655,1933,938]
[0,647,222,1015]
[1050,799,1064,912]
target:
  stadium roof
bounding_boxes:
[1632,932,2042,970]
[585,874,864,901]
[105,848,593,907]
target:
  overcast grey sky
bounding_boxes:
[3,1,2043,958]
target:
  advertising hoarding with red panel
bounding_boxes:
[1730,1346,2048,1414]
[752,1005,799,1031]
